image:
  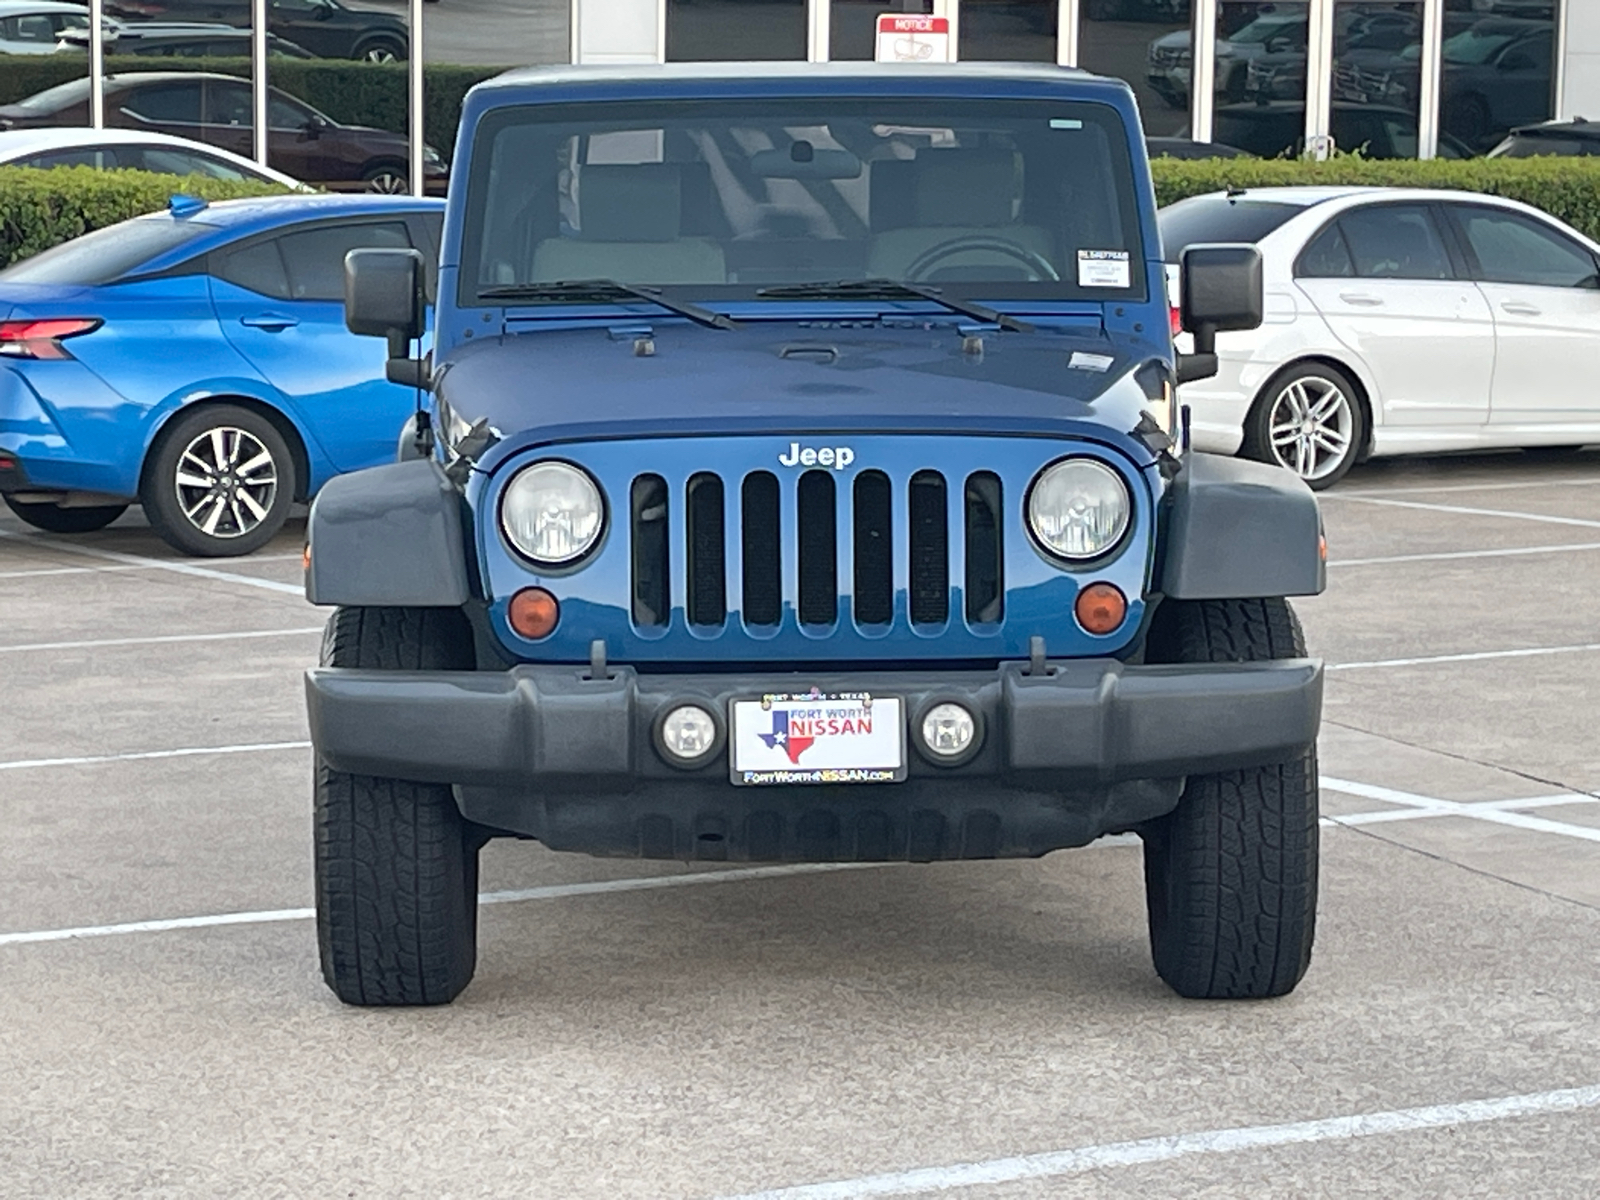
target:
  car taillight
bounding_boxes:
[1169,306,1183,338]
[0,318,102,360]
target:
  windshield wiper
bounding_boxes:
[756,278,1034,333]
[478,279,739,330]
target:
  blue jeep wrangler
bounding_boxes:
[304,63,1325,1007]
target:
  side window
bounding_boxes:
[267,96,311,130]
[276,222,412,302]
[1297,222,1354,279]
[122,82,202,125]
[205,82,254,128]
[215,239,292,300]
[1453,207,1600,289]
[8,14,57,42]
[1336,205,1453,281]
[19,148,113,170]
[134,147,248,181]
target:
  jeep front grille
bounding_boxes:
[628,468,1006,632]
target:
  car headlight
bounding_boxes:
[1027,458,1131,562]
[500,461,605,566]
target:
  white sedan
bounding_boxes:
[0,127,309,191]
[1162,186,1600,488]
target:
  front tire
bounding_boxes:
[361,162,409,194]
[140,404,294,557]
[1140,598,1319,1000]
[315,606,483,1007]
[2,494,127,533]
[1243,361,1366,491]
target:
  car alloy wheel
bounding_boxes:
[173,425,279,540]
[1266,375,1356,484]
[361,44,400,63]
[364,169,408,194]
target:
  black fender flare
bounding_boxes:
[1158,452,1325,600]
[305,459,471,607]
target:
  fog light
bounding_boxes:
[921,702,976,759]
[508,587,560,639]
[1075,582,1127,635]
[660,704,717,765]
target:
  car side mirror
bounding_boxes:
[301,116,324,139]
[346,247,427,387]
[1176,243,1263,385]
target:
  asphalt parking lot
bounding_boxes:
[4,451,1600,1198]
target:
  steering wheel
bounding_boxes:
[903,236,1062,284]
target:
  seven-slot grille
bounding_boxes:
[629,469,1007,632]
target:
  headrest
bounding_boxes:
[578,164,681,242]
[910,149,1020,227]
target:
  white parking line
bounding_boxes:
[1323,777,1600,844]
[1338,477,1600,498]
[1330,542,1600,568]
[0,740,311,772]
[0,529,306,596]
[0,627,323,655]
[1329,496,1600,530]
[714,1083,1600,1199]
[1328,643,1600,672]
[0,864,892,946]
[0,563,150,580]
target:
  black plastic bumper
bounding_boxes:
[305,658,1322,862]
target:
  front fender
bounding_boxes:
[1159,452,1324,600]
[305,458,472,607]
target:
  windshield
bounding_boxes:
[8,77,90,114]
[460,97,1145,306]
[0,215,211,285]
[1231,16,1305,45]
[1157,197,1307,263]
[1441,27,1519,65]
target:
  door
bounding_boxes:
[200,78,255,160]
[209,219,424,473]
[1442,202,1600,427]
[1293,202,1494,426]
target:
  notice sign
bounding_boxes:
[875,14,952,63]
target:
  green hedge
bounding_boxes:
[0,54,504,152]
[1148,156,1600,243]
[0,165,286,268]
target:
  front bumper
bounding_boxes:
[306,658,1322,861]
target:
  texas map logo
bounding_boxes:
[758,707,875,765]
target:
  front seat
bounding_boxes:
[866,148,1055,281]
[531,163,726,285]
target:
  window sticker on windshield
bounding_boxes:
[1078,250,1131,289]
[1069,352,1115,373]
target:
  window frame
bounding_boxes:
[204,216,426,304]
[1292,201,1464,283]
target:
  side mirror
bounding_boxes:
[1176,243,1263,384]
[301,117,324,139]
[346,247,427,386]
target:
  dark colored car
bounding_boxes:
[0,72,447,193]
[1147,136,1252,160]
[1211,100,1474,160]
[106,0,408,61]
[1489,117,1600,157]
[57,21,315,56]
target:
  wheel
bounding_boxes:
[354,37,405,63]
[315,606,484,1007]
[1140,598,1319,1000]
[2,494,127,533]
[1243,361,1366,490]
[140,404,294,557]
[1444,93,1492,149]
[361,162,409,194]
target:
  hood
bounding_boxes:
[435,319,1170,466]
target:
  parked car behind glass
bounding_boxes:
[1489,117,1600,157]
[1162,187,1600,488]
[105,0,408,61]
[0,0,105,53]
[0,194,444,554]
[0,72,447,194]
[56,21,316,57]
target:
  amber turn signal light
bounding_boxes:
[1075,582,1127,635]
[509,587,560,639]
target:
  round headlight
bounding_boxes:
[500,461,604,566]
[1027,458,1131,562]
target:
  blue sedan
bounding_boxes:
[0,193,443,555]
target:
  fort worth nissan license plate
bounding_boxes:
[730,692,906,785]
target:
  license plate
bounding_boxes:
[730,692,906,786]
